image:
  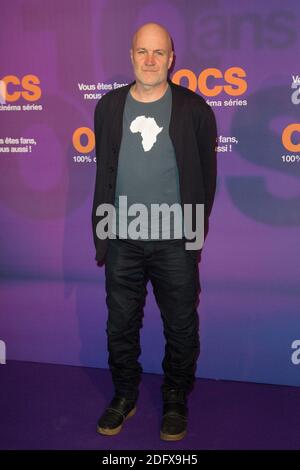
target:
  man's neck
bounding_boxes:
[130,81,169,103]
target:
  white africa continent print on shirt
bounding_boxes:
[130,116,163,152]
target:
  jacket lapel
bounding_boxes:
[168,80,184,173]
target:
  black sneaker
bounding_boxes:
[97,396,137,436]
[160,389,188,441]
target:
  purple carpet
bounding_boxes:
[0,361,299,450]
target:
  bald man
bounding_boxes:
[92,23,217,441]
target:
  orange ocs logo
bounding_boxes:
[1,74,41,102]
[72,127,95,153]
[282,124,300,152]
[172,67,247,96]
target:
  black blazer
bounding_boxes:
[92,79,217,263]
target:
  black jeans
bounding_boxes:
[104,237,201,401]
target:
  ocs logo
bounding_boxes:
[72,127,95,154]
[291,340,300,365]
[172,67,247,96]
[0,74,41,102]
[282,124,300,152]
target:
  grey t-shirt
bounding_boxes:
[114,84,182,240]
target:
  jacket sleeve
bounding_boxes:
[91,98,106,259]
[93,97,106,167]
[196,105,217,219]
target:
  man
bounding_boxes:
[92,23,217,441]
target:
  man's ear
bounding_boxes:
[129,49,133,63]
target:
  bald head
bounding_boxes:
[131,23,173,54]
[129,22,174,96]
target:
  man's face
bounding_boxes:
[130,26,173,88]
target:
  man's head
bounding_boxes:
[130,23,173,89]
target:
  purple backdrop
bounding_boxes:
[1,0,300,386]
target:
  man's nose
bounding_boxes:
[145,53,155,65]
